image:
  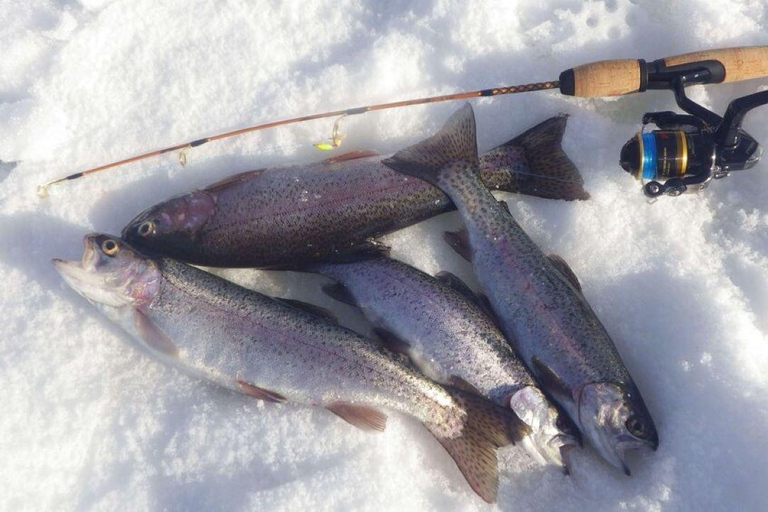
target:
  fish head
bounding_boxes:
[53,234,162,311]
[577,382,658,474]
[121,190,216,257]
[510,386,581,471]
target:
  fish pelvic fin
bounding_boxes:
[428,387,530,503]
[382,104,479,186]
[504,115,589,201]
[327,402,387,432]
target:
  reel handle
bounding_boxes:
[559,46,768,98]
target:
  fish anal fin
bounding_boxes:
[382,104,478,186]
[443,229,472,262]
[373,327,410,355]
[134,310,179,357]
[327,402,387,432]
[277,298,339,324]
[547,254,581,292]
[321,282,358,306]
[531,358,571,403]
[323,149,379,164]
[236,380,287,403]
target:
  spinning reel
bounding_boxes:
[619,59,768,198]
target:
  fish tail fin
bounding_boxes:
[426,386,530,503]
[382,103,479,186]
[500,115,589,200]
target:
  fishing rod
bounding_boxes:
[38,45,768,198]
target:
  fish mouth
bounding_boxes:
[53,236,100,288]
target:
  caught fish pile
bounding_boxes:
[54,105,657,503]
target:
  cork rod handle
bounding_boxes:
[663,46,768,84]
[559,46,768,98]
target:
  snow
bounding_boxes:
[2,1,768,510]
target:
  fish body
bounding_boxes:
[53,234,528,502]
[310,256,580,470]
[383,104,658,474]
[122,117,587,268]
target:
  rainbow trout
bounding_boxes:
[308,256,581,471]
[121,117,587,268]
[382,104,658,475]
[53,234,529,503]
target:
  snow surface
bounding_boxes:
[2,1,768,510]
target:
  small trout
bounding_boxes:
[308,256,581,471]
[382,104,659,475]
[53,234,529,502]
[122,117,587,268]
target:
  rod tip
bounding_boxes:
[37,184,50,199]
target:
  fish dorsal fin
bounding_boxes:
[134,310,179,357]
[448,376,483,396]
[321,282,358,307]
[236,379,287,403]
[382,104,478,186]
[322,149,379,164]
[327,402,387,432]
[531,358,571,403]
[547,254,581,292]
[443,229,472,262]
[276,298,339,324]
[205,168,266,192]
[474,293,504,331]
[373,327,411,355]
[435,271,476,301]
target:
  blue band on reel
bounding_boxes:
[641,133,657,180]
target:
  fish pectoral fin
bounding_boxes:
[276,298,339,324]
[443,229,472,262]
[326,402,387,432]
[373,327,411,355]
[321,282,358,307]
[547,254,582,292]
[531,358,572,403]
[324,239,391,264]
[448,376,484,396]
[133,310,179,357]
[236,380,287,403]
[322,149,380,164]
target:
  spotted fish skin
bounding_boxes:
[383,104,658,475]
[310,256,581,469]
[53,234,529,503]
[122,116,586,268]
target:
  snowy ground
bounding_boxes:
[3,1,768,510]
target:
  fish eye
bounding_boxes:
[137,220,156,238]
[101,239,120,256]
[626,416,645,437]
